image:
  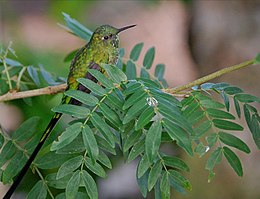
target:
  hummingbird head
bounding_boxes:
[91,24,136,49]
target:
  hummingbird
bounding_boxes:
[3,24,136,199]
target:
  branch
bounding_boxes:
[0,84,67,102]
[0,59,255,102]
[164,59,255,94]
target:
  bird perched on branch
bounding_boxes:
[3,24,136,199]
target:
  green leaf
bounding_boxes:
[56,135,85,154]
[140,68,150,78]
[52,104,89,118]
[2,151,27,183]
[154,64,165,80]
[62,12,92,41]
[56,156,83,179]
[66,170,81,199]
[10,117,40,142]
[39,65,57,85]
[213,119,243,131]
[234,97,241,118]
[221,91,230,111]
[206,133,218,147]
[104,93,124,110]
[0,141,16,167]
[123,130,142,152]
[127,139,145,163]
[123,89,147,110]
[194,142,210,157]
[85,157,107,178]
[65,90,99,106]
[235,93,260,103]
[219,132,250,153]
[123,82,142,95]
[88,69,114,88]
[0,134,4,149]
[155,180,162,199]
[46,173,73,189]
[35,152,74,169]
[95,135,116,155]
[186,110,205,125]
[143,47,155,69]
[136,169,149,197]
[207,108,235,120]
[169,170,192,191]
[99,103,122,129]
[81,170,98,199]
[162,156,190,172]
[182,101,200,118]
[160,171,170,199]
[137,154,152,178]
[26,180,47,199]
[90,112,115,148]
[148,160,162,191]
[135,106,154,130]
[250,114,260,149]
[27,66,40,86]
[194,120,212,138]
[200,99,225,109]
[130,42,144,61]
[82,125,99,163]
[223,146,243,176]
[254,53,260,64]
[126,60,137,80]
[77,78,106,96]
[163,119,193,156]
[97,151,112,169]
[224,86,243,95]
[123,98,147,124]
[205,147,222,171]
[51,122,82,151]
[145,121,162,163]
[102,63,127,83]
[56,192,89,199]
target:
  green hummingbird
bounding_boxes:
[3,24,136,199]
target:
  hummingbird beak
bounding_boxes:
[117,24,136,34]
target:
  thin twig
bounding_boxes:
[0,59,255,102]
[164,59,255,94]
[0,84,67,102]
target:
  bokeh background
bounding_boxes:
[0,0,260,198]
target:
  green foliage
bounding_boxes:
[0,13,260,199]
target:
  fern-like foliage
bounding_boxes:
[0,13,260,199]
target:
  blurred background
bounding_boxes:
[0,0,260,198]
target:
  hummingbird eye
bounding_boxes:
[103,35,109,40]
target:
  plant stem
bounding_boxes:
[0,59,255,102]
[164,59,255,93]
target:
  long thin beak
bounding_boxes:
[117,24,136,34]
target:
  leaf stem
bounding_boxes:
[1,42,13,90]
